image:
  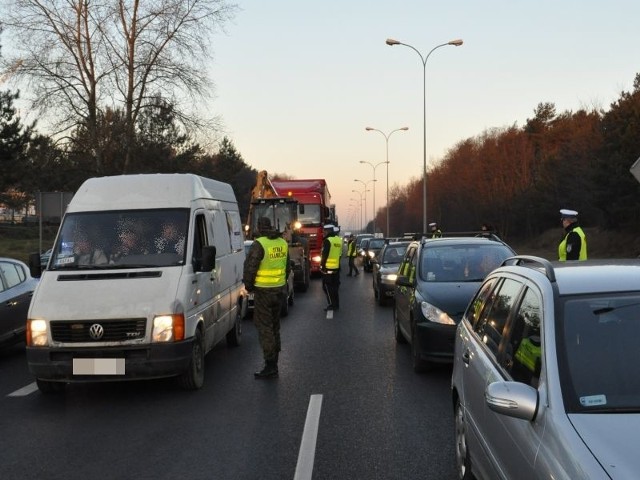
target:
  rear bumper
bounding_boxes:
[26,340,193,382]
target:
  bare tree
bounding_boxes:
[2,0,236,173]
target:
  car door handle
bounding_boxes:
[462,349,471,365]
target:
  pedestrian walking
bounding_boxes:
[558,209,587,261]
[321,224,342,311]
[346,233,359,276]
[243,216,290,378]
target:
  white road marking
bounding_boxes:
[294,394,323,480]
[8,382,38,397]
[326,310,334,319]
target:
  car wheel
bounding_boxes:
[455,398,475,480]
[36,378,65,394]
[227,307,243,346]
[411,321,430,373]
[377,286,386,306]
[178,328,205,390]
[393,305,407,344]
[300,261,310,292]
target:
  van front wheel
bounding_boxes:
[178,329,205,390]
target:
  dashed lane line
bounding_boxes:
[294,394,323,480]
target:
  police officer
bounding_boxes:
[243,216,290,378]
[558,209,587,261]
[321,224,342,311]
[346,233,359,276]
[428,222,442,238]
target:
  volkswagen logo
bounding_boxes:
[89,323,105,340]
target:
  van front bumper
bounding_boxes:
[26,340,193,382]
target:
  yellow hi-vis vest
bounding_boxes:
[347,241,357,257]
[325,235,342,270]
[558,226,587,261]
[255,237,288,288]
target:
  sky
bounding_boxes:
[209,0,640,232]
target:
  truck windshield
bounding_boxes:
[297,204,322,226]
[49,209,189,269]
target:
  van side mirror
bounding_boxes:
[29,252,43,278]
[201,246,216,272]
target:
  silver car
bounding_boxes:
[452,256,640,480]
[0,257,39,348]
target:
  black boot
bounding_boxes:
[254,360,278,379]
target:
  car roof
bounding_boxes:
[499,257,640,296]
[412,235,514,249]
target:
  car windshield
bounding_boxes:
[559,294,640,413]
[419,244,513,282]
[369,239,385,250]
[382,245,408,264]
[49,209,189,270]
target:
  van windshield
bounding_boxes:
[49,209,190,269]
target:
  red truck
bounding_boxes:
[270,178,335,275]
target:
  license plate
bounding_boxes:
[73,358,125,375]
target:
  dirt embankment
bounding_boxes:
[509,228,640,261]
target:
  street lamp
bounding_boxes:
[359,160,389,235]
[351,193,364,232]
[386,37,463,232]
[349,201,361,231]
[365,126,409,236]
[354,179,375,232]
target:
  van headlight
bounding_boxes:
[420,302,455,325]
[152,314,185,342]
[27,319,49,346]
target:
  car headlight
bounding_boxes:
[381,273,398,284]
[420,302,456,325]
[152,314,185,342]
[367,251,375,258]
[27,319,49,346]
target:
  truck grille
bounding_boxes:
[50,319,147,342]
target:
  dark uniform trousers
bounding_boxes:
[322,269,340,308]
[253,286,284,362]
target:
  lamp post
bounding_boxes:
[354,179,375,232]
[365,126,409,236]
[386,37,463,232]
[359,160,389,235]
[350,194,364,232]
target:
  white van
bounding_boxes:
[27,174,246,392]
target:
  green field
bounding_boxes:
[0,224,58,264]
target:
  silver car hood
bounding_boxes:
[569,413,640,478]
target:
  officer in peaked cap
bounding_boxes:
[321,224,342,311]
[559,209,587,261]
[428,222,442,238]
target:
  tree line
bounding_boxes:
[376,75,640,240]
[2,1,640,242]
